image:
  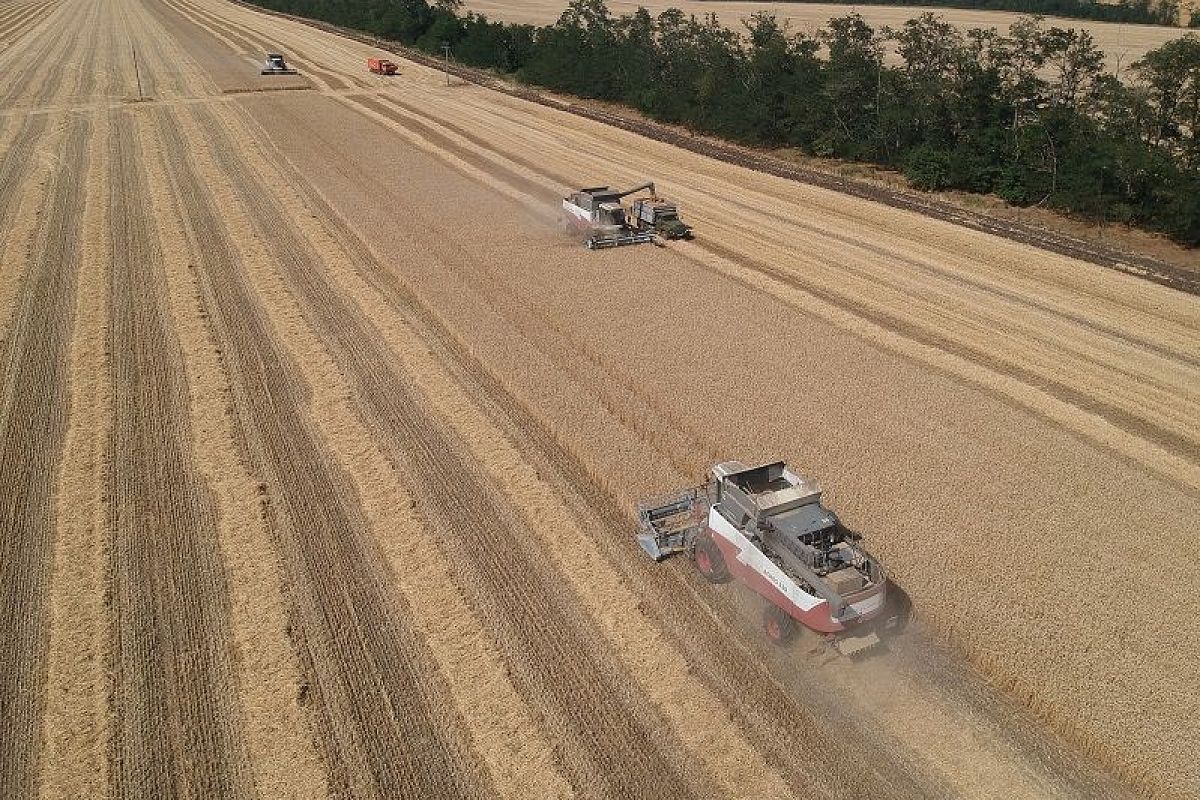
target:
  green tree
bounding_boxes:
[904,145,953,188]
[1133,34,1200,167]
[821,14,887,159]
[642,9,703,125]
[1040,27,1105,110]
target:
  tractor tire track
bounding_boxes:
[350,95,549,199]
[194,100,708,800]
[0,113,89,800]
[0,4,76,106]
[165,0,349,90]
[134,91,331,800]
[120,0,176,99]
[105,110,255,800]
[227,0,1200,296]
[0,0,62,59]
[55,0,101,103]
[394,89,1200,431]
[137,0,250,94]
[163,105,573,797]
[0,0,55,46]
[232,94,927,799]
[173,0,369,89]
[37,107,112,800]
[154,105,495,800]
[108,0,145,99]
[345,87,1200,489]
[238,89,1137,798]
[0,115,53,346]
[223,91,809,800]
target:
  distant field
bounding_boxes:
[462,0,1191,72]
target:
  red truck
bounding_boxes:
[367,58,398,75]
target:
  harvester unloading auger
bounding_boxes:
[562,182,693,249]
[636,461,903,657]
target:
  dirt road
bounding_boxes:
[1,0,1196,798]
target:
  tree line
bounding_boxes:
[714,0,1181,27]
[250,0,1200,245]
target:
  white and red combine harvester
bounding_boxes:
[637,461,895,656]
[561,181,691,249]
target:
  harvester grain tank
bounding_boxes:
[367,57,398,75]
[636,460,897,656]
[562,181,691,248]
[260,53,298,75]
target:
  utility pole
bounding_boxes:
[132,45,143,100]
[441,42,451,86]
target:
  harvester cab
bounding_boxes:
[593,201,626,230]
[261,53,298,75]
[635,460,899,657]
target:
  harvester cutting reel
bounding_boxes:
[584,230,659,250]
[635,485,711,561]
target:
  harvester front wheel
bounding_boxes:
[693,532,731,584]
[763,605,796,646]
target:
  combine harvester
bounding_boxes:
[636,461,898,656]
[260,52,298,75]
[562,182,692,249]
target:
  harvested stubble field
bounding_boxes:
[0,0,1197,798]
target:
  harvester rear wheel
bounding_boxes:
[880,583,914,636]
[763,605,796,646]
[693,532,731,584]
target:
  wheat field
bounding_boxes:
[0,0,1197,797]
